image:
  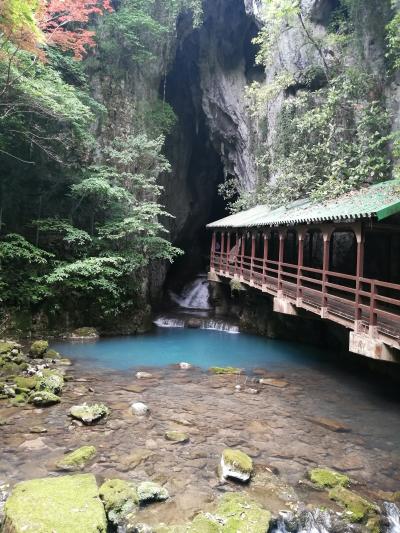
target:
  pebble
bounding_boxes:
[131,402,149,416]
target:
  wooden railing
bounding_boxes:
[210,251,400,344]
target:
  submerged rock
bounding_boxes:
[69,402,110,424]
[56,445,97,472]
[99,478,138,526]
[329,486,379,524]
[131,402,149,416]
[137,481,169,503]
[3,473,107,533]
[221,448,253,482]
[28,390,60,406]
[29,340,49,358]
[190,493,271,532]
[165,430,189,443]
[308,416,351,433]
[309,468,350,489]
[259,378,288,388]
[136,372,153,379]
[209,367,242,375]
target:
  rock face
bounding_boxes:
[221,448,253,482]
[3,474,107,533]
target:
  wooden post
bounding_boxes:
[219,232,225,273]
[296,228,306,304]
[240,232,245,279]
[262,232,269,289]
[369,280,378,337]
[321,226,333,317]
[234,232,239,277]
[210,231,216,272]
[226,232,231,274]
[354,222,365,333]
[250,233,256,283]
[277,229,285,294]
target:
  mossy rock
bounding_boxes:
[28,390,60,406]
[221,448,253,482]
[209,367,242,375]
[189,493,271,532]
[230,278,245,292]
[329,486,379,523]
[3,473,107,533]
[99,478,138,525]
[29,340,49,358]
[0,341,16,355]
[69,403,109,424]
[14,376,38,392]
[309,468,350,489]
[137,481,169,503]
[165,430,189,443]
[36,372,64,395]
[10,393,28,406]
[56,445,97,472]
[1,362,21,375]
[46,349,60,359]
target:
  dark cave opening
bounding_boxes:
[159,0,261,296]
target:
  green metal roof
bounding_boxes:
[207,180,400,229]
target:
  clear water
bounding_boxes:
[52,327,335,371]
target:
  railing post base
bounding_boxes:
[369,325,378,338]
[277,289,284,298]
[296,297,303,307]
[354,320,364,334]
[320,307,329,319]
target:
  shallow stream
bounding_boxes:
[1,326,400,528]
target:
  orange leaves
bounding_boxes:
[40,0,113,59]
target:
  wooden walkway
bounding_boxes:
[210,251,400,353]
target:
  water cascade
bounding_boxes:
[169,275,211,310]
[385,503,400,533]
[154,316,239,333]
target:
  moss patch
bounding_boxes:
[36,372,64,395]
[137,481,169,503]
[3,473,107,533]
[189,493,271,532]
[329,486,379,523]
[56,445,97,472]
[28,390,60,406]
[309,468,350,489]
[14,376,38,391]
[209,367,242,375]
[0,341,15,355]
[222,448,253,475]
[165,430,189,443]
[69,403,109,424]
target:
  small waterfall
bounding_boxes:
[153,317,185,328]
[169,275,211,310]
[154,317,239,333]
[271,509,354,533]
[201,320,239,334]
[384,503,400,533]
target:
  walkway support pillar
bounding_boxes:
[277,229,286,295]
[296,227,307,305]
[219,232,225,273]
[262,232,269,290]
[321,225,334,318]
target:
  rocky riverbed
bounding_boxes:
[0,337,400,531]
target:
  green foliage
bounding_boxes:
[230,0,397,211]
[386,3,400,72]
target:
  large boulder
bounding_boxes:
[55,446,97,472]
[221,448,253,482]
[329,486,380,524]
[3,474,107,533]
[29,340,49,358]
[70,328,99,340]
[69,403,109,424]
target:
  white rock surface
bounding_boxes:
[131,402,149,416]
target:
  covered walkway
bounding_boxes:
[207,180,400,362]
